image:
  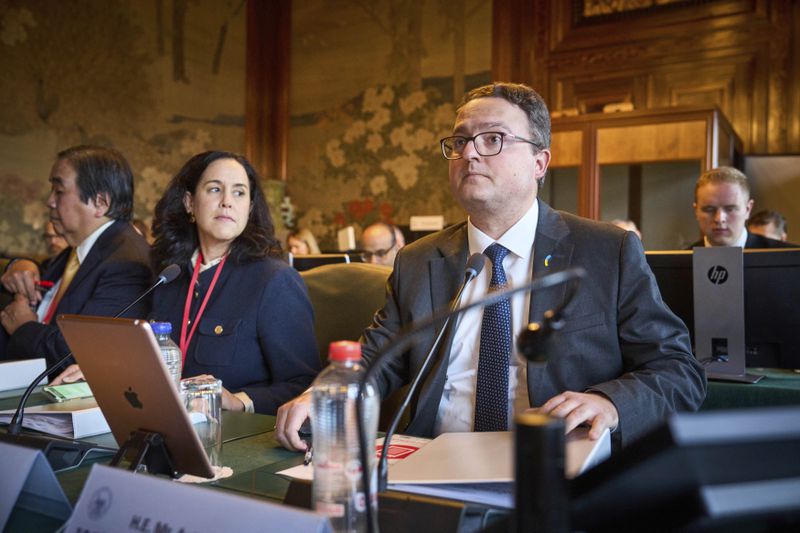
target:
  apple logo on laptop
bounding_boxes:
[124,387,143,409]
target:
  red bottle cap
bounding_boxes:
[328,340,362,362]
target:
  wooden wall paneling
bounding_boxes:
[492,0,539,86]
[595,121,707,165]
[245,0,290,182]
[749,46,770,153]
[529,0,551,94]
[731,57,754,153]
[767,0,792,153]
[549,130,583,168]
[790,0,800,151]
[581,123,598,220]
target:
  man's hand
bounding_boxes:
[0,293,39,335]
[534,391,619,439]
[1,259,42,306]
[52,364,85,385]
[275,391,312,452]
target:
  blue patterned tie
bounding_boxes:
[474,243,511,432]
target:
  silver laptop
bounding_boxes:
[692,247,762,383]
[57,315,215,477]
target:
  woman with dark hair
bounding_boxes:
[144,150,321,414]
[52,152,320,414]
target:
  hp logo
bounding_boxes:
[707,265,729,285]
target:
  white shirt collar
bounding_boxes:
[75,219,115,264]
[467,200,539,259]
[703,228,748,248]
[190,248,226,273]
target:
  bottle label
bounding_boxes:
[315,501,345,517]
[344,459,362,481]
[354,492,366,512]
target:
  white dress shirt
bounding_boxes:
[37,219,116,322]
[434,201,538,434]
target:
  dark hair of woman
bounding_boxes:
[151,151,282,270]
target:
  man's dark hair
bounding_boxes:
[57,145,134,221]
[151,150,281,270]
[458,82,551,149]
[747,209,787,234]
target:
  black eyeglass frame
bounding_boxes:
[439,131,541,160]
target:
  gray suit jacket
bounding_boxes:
[361,201,706,448]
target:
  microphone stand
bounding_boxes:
[376,267,478,492]
[355,267,586,533]
[1,265,180,470]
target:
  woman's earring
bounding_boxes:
[189,212,195,223]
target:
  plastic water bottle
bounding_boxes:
[311,341,379,533]
[151,322,182,390]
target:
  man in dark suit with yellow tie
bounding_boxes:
[0,145,152,367]
[276,83,706,451]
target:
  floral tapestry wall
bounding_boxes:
[0,0,246,257]
[287,0,492,249]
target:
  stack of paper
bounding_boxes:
[387,428,610,508]
[277,429,609,509]
[0,358,47,393]
[0,398,110,439]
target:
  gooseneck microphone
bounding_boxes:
[5,264,181,437]
[376,253,485,491]
[355,265,586,533]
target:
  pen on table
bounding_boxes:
[299,419,313,465]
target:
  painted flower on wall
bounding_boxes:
[302,84,459,245]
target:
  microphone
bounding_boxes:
[3,264,181,441]
[517,273,579,363]
[355,265,586,533]
[376,253,485,491]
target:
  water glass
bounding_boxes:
[180,376,223,469]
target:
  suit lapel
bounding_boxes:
[59,221,123,305]
[42,248,70,282]
[407,226,468,434]
[527,201,574,405]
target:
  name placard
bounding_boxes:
[0,441,71,531]
[64,464,332,533]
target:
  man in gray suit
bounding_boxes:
[277,83,705,451]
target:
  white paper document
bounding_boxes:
[276,434,432,481]
[0,358,47,392]
[386,428,610,508]
[277,429,609,509]
[0,398,110,439]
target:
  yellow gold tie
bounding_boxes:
[46,249,79,323]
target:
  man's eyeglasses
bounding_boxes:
[439,131,540,160]
[361,248,395,262]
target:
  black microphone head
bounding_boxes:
[465,253,486,279]
[158,264,182,284]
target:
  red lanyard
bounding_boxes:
[179,252,227,363]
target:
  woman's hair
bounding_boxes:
[287,228,321,254]
[151,151,282,269]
